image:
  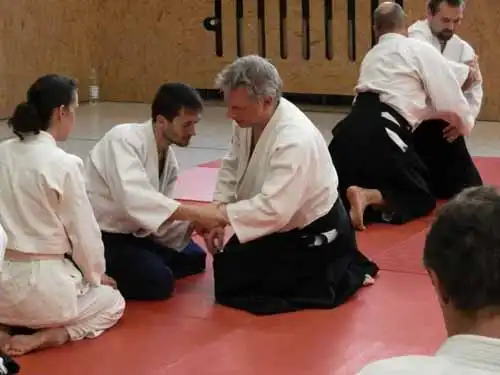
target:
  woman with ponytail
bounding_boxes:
[0,74,124,356]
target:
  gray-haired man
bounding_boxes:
[202,55,378,315]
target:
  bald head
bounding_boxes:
[374,2,406,36]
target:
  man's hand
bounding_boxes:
[101,274,118,289]
[438,111,468,143]
[462,56,481,91]
[442,123,462,143]
[203,226,226,255]
[191,204,229,234]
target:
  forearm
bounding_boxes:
[169,204,200,222]
[72,244,106,286]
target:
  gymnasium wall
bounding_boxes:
[0,1,498,121]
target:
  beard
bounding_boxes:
[163,130,191,148]
[436,29,454,41]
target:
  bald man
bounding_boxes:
[328,2,474,230]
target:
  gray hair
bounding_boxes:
[214,55,283,101]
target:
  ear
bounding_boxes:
[426,2,434,18]
[53,105,65,121]
[262,96,274,106]
[428,269,450,304]
[155,114,168,125]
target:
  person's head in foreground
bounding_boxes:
[427,0,465,42]
[359,185,500,374]
[151,82,203,148]
[424,185,500,338]
[373,2,407,41]
[8,74,78,142]
[214,55,283,128]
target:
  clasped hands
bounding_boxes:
[462,55,481,92]
[190,202,229,255]
[439,56,480,143]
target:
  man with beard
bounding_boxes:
[84,83,229,301]
[328,2,474,230]
[408,0,483,200]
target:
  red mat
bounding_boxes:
[475,156,500,186]
[16,271,444,375]
[372,230,429,275]
[172,167,218,202]
[14,156,499,374]
[356,219,430,259]
[198,160,222,168]
[175,157,500,204]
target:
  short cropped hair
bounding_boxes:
[373,2,406,35]
[151,82,203,122]
[428,0,465,15]
[423,186,500,312]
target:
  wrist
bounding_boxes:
[219,204,230,222]
[171,204,197,222]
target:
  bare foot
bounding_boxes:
[3,328,69,356]
[0,325,11,349]
[346,186,368,231]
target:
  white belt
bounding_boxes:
[214,228,339,254]
[308,228,338,247]
[0,357,6,375]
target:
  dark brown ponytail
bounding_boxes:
[7,74,77,140]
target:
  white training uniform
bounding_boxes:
[0,224,6,266]
[356,33,474,134]
[358,335,500,375]
[213,98,339,244]
[409,19,483,121]
[0,131,124,340]
[84,120,192,251]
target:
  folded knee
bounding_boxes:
[103,287,126,321]
[133,267,175,300]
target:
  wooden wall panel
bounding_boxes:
[1,1,500,121]
[453,1,500,121]
[96,0,234,102]
[0,0,96,118]
[242,0,259,56]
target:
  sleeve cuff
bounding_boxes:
[148,199,181,234]
[226,202,256,244]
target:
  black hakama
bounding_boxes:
[212,197,379,315]
[0,351,19,374]
[412,119,483,199]
[328,92,436,225]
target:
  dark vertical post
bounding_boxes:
[279,0,288,59]
[236,0,244,56]
[324,0,333,59]
[215,0,223,56]
[257,0,266,57]
[302,0,311,60]
[347,0,356,61]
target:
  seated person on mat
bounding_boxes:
[328,2,476,231]
[359,186,500,374]
[85,82,228,301]
[408,0,483,200]
[201,55,379,316]
[0,74,125,356]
